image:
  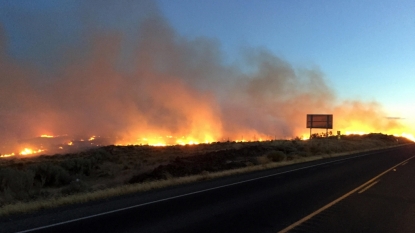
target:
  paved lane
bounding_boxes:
[284,149,415,233]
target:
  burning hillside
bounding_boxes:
[0,1,413,157]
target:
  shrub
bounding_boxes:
[307,143,322,155]
[286,154,299,161]
[61,179,89,195]
[297,151,311,157]
[61,158,92,176]
[279,143,298,154]
[30,163,71,187]
[266,151,286,162]
[90,148,112,162]
[0,168,34,202]
[255,156,270,165]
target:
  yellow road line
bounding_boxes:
[401,161,408,166]
[278,155,415,233]
[358,180,379,194]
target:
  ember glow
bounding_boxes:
[117,135,216,147]
[345,131,367,136]
[0,153,15,158]
[19,148,45,156]
[400,133,415,142]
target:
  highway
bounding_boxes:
[2,144,415,233]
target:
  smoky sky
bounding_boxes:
[0,1,406,153]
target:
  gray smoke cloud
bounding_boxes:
[0,1,407,154]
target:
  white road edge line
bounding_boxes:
[358,180,379,194]
[16,150,387,233]
[278,155,415,233]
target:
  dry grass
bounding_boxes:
[0,139,409,217]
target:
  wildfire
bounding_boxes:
[1,128,413,159]
[313,130,415,142]
[345,131,367,136]
[0,153,15,158]
[121,134,278,146]
[151,142,167,147]
[19,148,45,156]
[175,139,200,145]
[301,134,310,140]
[344,131,414,142]
[396,133,415,142]
[115,134,222,147]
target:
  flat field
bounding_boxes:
[0,133,412,216]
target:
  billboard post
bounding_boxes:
[306,114,333,138]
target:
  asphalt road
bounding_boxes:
[285,146,415,233]
[2,144,415,233]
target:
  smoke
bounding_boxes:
[0,1,410,154]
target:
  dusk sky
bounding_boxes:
[156,0,415,120]
[0,0,414,153]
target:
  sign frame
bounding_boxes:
[306,114,333,138]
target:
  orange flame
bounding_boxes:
[395,133,415,142]
[19,148,45,156]
[0,153,15,158]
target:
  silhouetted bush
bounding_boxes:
[30,163,71,187]
[61,158,92,176]
[307,143,322,155]
[61,179,89,195]
[297,150,311,157]
[90,148,112,162]
[0,168,34,202]
[266,151,286,162]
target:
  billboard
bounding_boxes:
[307,114,333,129]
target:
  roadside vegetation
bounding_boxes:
[0,133,412,216]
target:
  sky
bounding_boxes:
[0,0,414,154]
[156,0,415,117]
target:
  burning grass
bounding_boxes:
[0,133,412,216]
